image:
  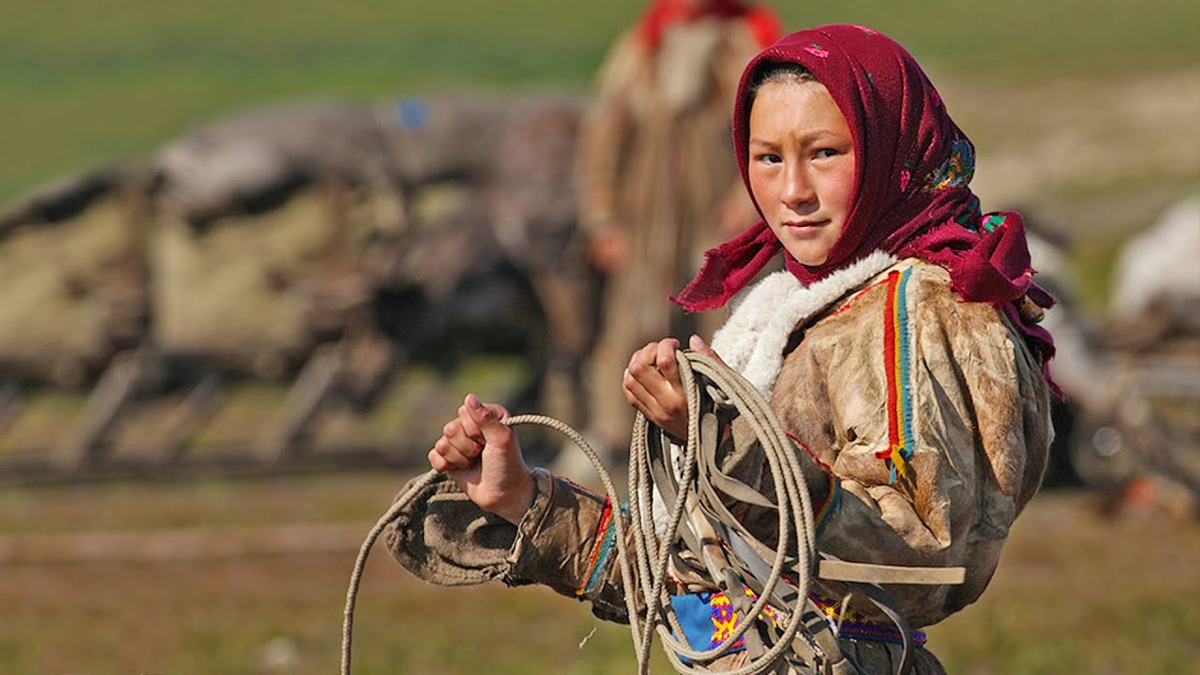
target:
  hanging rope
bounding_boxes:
[341,350,933,674]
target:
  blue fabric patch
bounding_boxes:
[669,593,717,652]
[395,98,429,129]
[668,592,749,661]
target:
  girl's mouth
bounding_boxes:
[783,220,828,235]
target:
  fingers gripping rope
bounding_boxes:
[341,351,822,675]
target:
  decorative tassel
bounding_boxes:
[888,446,909,482]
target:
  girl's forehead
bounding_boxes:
[752,79,825,110]
[749,81,848,128]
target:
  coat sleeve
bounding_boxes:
[382,465,642,622]
[776,265,1052,623]
[382,441,797,625]
[504,469,638,622]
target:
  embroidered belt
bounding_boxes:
[810,592,927,646]
[669,589,926,655]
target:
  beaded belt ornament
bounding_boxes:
[669,588,927,656]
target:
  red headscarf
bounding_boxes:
[636,0,782,52]
[672,24,1057,374]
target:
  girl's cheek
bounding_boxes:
[747,175,768,206]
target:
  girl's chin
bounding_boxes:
[784,245,833,266]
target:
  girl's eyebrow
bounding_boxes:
[750,129,842,147]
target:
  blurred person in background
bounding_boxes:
[577,0,782,458]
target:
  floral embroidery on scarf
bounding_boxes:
[852,25,879,36]
[954,194,982,230]
[923,138,975,193]
[982,214,1007,232]
[804,43,829,58]
[899,168,911,192]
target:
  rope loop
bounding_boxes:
[342,350,827,675]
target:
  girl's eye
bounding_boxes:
[815,148,839,159]
[757,153,782,164]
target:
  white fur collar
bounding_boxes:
[710,250,899,396]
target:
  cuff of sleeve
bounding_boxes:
[508,467,557,569]
[504,469,613,596]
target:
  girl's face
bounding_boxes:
[747,80,856,266]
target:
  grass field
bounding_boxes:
[2,0,1198,209]
[1,474,1197,674]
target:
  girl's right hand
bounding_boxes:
[623,334,723,439]
[428,394,535,525]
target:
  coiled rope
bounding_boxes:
[342,350,835,674]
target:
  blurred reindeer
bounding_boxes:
[0,93,597,473]
[1028,198,1199,516]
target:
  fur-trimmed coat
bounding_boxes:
[386,255,1052,669]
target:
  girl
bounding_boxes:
[389,25,1056,673]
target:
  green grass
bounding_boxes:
[2,0,1198,206]
[928,494,1200,673]
[0,483,1195,674]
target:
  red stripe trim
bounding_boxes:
[786,432,834,473]
[576,498,613,595]
[878,271,901,460]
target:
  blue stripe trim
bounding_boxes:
[581,504,623,595]
[896,267,915,463]
[814,479,841,537]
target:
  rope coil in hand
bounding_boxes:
[342,350,931,674]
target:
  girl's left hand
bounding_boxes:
[622,334,720,439]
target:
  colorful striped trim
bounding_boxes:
[876,268,917,483]
[814,474,842,536]
[576,499,620,596]
[786,432,842,536]
[810,592,927,646]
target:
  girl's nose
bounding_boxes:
[782,165,815,209]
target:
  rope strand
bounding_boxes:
[341,350,819,675]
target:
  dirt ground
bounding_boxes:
[1,475,1196,674]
